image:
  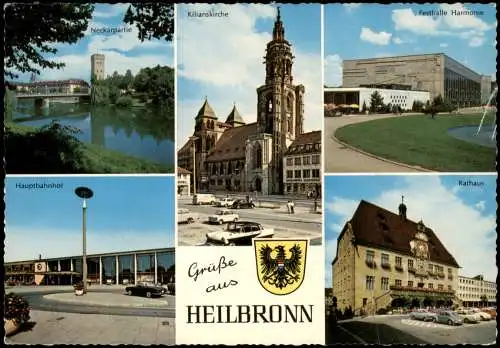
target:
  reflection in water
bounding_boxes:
[448,125,496,149]
[13,101,174,166]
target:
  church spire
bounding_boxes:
[272,6,285,41]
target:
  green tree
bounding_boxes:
[120,69,134,90]
[361,101,367,113]
[124,4,174,42]
[4,88,17,122]
[4,4,94,79]
[369,91,384,113]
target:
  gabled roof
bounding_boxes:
[285,131,321,155]
[196,98,217,119]
[342,200,460,268]
[225,104,245,125]
[206,123,258,162]
[177,167,191,174]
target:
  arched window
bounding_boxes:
[267,97,273,113]
[253,143,263,169]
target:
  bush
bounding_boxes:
[4,293,31,324]
[115,95,134,108]
[376,308,388,315]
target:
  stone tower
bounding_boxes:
[225,103,246,128]
[256,7,305,194]
[193,97,220,191]
[91,54,105,80]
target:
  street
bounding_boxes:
[5,285,175,345]
[177,196,322,246]
[326,315,496,345]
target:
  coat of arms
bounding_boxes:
[254,239,308,295]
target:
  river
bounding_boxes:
[13,100,175,168]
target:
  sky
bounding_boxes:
[177,3,322,147]
[5,176,175,262]
[8,3,174,83]
[325,3,497,86]
[324,174,497,287]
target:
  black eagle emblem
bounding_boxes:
[259,243,302,289]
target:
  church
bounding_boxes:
[177,9,321,196]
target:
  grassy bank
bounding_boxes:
[335,114,496,172]
[5,122,173,174]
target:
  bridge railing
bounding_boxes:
[15,91,90,97]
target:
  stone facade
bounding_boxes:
[91,54,105,80]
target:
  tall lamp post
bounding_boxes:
[75,187,94,294]
[189,136,198,195]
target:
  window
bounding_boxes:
[286,158,293,166]
[408,259,414,269]
[395,256,402,267]
[312,155,320,164]
[303,169,311,178]
[312,169,320,178]
[438,284,443,290]
[294,170,301,178]
[286,170,293,179]
[363,298,367,306]
[294,157,301,165]
[448,268,452,274]
[303,156,310,165]
[381,277,389,290]
[366,276,375,290]
[428,283,434,289]
[408,281,413,288]
[447,285,452,291]
[381,253,389,265]
[395,279,402,287]
[366,250,375,263]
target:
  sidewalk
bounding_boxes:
[43,292,171,308]
[6,310,175,345]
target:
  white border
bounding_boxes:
[173,3,179,249]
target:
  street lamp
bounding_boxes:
[75,186,93,294]
[189,136,198,195]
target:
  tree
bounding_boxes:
[124,4,174,42]
[4,4,94,79]
[369,91,384,113]
[4,89,16,122]
[361,101,367,113]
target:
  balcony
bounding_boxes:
[365,259,377,269]
[381,262,391,270]
[438,272,445,279]
[395,264,404,272]
[428,270,437,278]
[390,285,456,296]
[408,267,416,274]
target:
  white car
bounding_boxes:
[208,210,239,224]
[455,309,482,323]
[177,208,199,224]
[206,221,274,246]
[215,197,235,207]
[470,308,492,321]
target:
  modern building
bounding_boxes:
[342,53,482,107]
[177,167,192,196]
[4,248,175,286]
[457,274,497,307]
[283,130,321,196]
[481,75,493,104]
[91,53,106,80]
[177,9,320,195]
[332,199,460,315]
[324,87,430,112]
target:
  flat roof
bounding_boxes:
[324,87,429,93]
[343,53,445,62]
[5,247,175,265]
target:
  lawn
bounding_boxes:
[334,114,496,172]
[5,122,173,174]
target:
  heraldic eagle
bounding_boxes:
[259,244,302,289]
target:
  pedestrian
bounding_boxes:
[290,201,295,214]
[286,200,291,214]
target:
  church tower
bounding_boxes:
[256,7,305,194]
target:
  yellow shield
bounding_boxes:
[254,239,308,295]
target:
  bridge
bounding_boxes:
[16,92,90,99]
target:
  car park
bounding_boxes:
[206,221,274,246]
[177,208,199,224]
[231,199,256,209]
[208,209,239,224]
[409,309,438,322]
[192,193,216,205]
[215,197,235,207]
[480,308,496,319]
[454,309,481,324]
[435,310,463,326]
[125,283,166,298]
[469,308,491,321]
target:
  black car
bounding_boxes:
[232,199,255,209]
[125,283,166,298]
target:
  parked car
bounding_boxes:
[125,283,166,298]
[410,310,438,322]
[480,308,497,319]
[177,208,199,224]
[454,309,480,324]
[469,308,491,321]
[231,199,256,209]
[435,311,463,326]
[166,283,175,296]
[206,221,274,246]
[215,197,235,207]
[192,193,216,205]
[208,209,239,224]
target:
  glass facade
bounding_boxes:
[157,252,175,285]
[102,256,116,284]
[444,67,481,107]
[87,258,100,283]
[137,254,155,283]
[119,255,135,285]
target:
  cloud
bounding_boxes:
[324,54,342,87]
[92,4,130,18]
[392,9,442,35]
[469,36,486,47]
[5,227,174,262]
[440,4,491,31]
[439,43,449,48]
[392,37,404,44]
[360,27,392,45]
[177,4,322,146]
[325,176,497,286]
[343,4,362,12]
